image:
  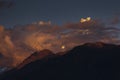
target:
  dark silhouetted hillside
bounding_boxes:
[17,49,55,69]
[1,42,120,80]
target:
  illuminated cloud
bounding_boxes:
[0,25,4,32]
[32,21,51,25]
[0,18,120,67]
[80,17,91,23]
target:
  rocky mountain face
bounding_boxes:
[0,42,120,80]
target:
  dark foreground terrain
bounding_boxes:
[0,42,120,80]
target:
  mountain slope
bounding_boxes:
[1,42,120,80]
[17,49,55,69]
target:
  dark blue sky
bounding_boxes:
[0,0,120,28]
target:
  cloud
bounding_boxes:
[0,18,120,67]
[111,17,120,25]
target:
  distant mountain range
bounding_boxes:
[0,42,120,80]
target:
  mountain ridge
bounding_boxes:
[17,49,55,69]
[1,42,120,80]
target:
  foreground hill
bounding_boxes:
[1,42,120,80]
[17,49,55,69]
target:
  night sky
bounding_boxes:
[0,0,120,67]
[0,0,120,28]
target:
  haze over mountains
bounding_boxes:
[0,42,120,80]
[0,18,120,68]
